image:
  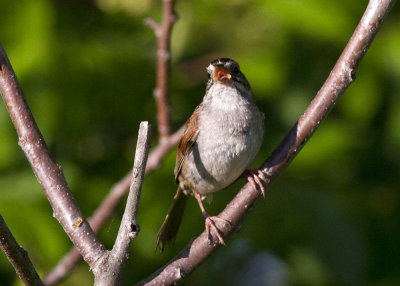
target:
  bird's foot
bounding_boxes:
[204,215,230,246]
[241,169,268,198]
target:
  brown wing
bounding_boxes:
[174,108,200,184]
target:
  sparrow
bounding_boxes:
[157,58,266,251]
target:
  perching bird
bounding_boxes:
[157,58,265,250]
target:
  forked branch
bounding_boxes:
[43,127,183,286]
[0,46,152,285]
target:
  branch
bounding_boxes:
[0,44,106,269]
[94,122,151,285]
[2,1,180,284]
[0,215,44,286]
[0,45,158,284]
[144,0,178,141]
[43,126,183,286]
[136,0,395,285]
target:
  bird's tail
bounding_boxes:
[156,187,188,251]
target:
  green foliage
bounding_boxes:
[0,0,399,285]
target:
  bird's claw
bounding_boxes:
[205,216,230,246]
[242,169,268,198]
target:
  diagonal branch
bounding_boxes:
[136,0,396,285]
[144,0,178,141]
[0,44,106,269]
[1,44,157,284]
[0,215,44,286]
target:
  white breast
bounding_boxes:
[180,83,264,195]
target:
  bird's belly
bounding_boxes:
[181,127,261,195]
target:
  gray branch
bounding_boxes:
[0,43,152,285]
[43,126,183,286]
[94,122,151,285]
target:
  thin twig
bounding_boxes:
[0,215,44,286]
[0,44,106,270]
[94,122,151,285]
[144,0,178,141]
[143,18,161,36]
[43,126,183,286]
[136,0,396,285]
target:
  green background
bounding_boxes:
[1,0,400,285]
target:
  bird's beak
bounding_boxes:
[213,67,232,82]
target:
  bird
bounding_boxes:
[157,58,266,251]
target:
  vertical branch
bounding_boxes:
[94,122,151,285]
[0,44,106,269]
[144,0,178,141]
[43,127,183,286]
[0,215,44,286]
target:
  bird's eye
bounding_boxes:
[233,66,240,75]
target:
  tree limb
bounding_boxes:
[0,47,155,284]
[136,0,396,285]
[0,215,44,286]
[0,43,106,269]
